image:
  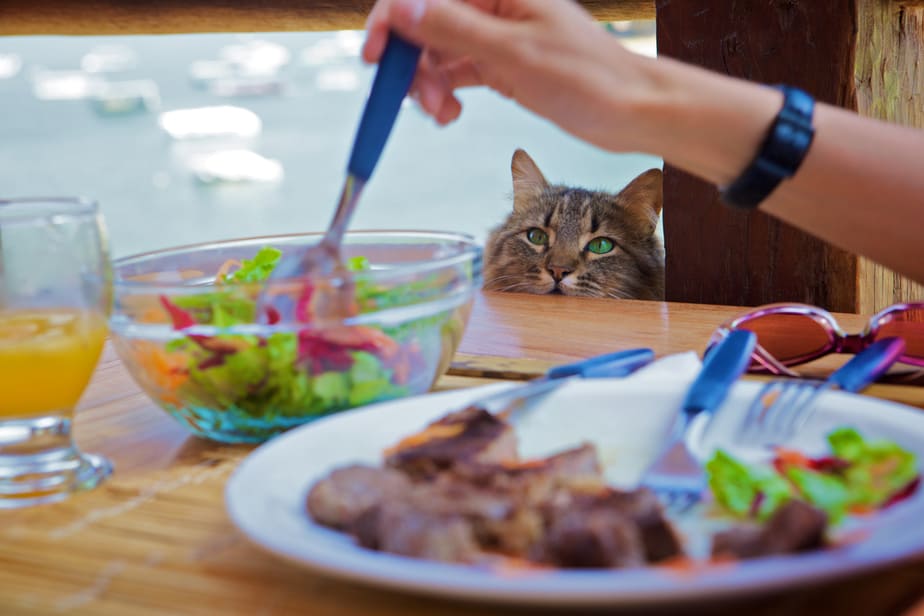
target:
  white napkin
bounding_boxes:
[513,352,705,488]
[623,351,702,384]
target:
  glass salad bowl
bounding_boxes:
[109,231,482,443]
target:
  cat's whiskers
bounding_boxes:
[484,274,530,289]
[484,274,540,294]
[606,288,636,300]
[500,282,537,293]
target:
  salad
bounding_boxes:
[707,427,920,524]
[120,246,469,442]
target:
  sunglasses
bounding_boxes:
[708,302,924,376]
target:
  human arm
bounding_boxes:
[363,0,924,285]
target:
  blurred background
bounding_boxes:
[0,24,660,258]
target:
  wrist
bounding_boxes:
[720,86,815,208]
[624,56,784,187]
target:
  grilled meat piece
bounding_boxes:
[384,406,518,478]
[597,487,683,563]
[353,501,484,563]
[543,507,647,568]
[308,424,686,567]
[454,443,604,501]
[445,444,605,556]
[539,486,682,565]
[353,473,524,559]
[306,465,412,530]
[711,499,828,560]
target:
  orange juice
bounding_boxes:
[0,308,107,418]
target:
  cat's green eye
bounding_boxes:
[526,228,549,246]
[586,237,615,254]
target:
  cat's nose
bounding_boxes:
[548,266,572,282]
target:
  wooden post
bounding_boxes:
[855,0,924,313]
[655,1,861,312]
[656,0,924,313]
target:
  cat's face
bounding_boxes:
[483,149,665,300]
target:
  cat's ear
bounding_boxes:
[511,149,549,213]
[616,168,663,236]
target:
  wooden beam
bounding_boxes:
[0,1,655,36]
[656,0,862,313]
[855,0,924,312]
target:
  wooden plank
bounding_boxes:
[855,0,924,312]
[0,0,655,36]
[457,292,858,373]
[655,0,862,313]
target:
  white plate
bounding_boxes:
[225,379,924,607]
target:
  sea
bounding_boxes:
[0,27,660,259]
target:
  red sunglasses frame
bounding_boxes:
[708,302,924,376]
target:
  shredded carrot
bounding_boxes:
[480,556,554,578]
[214,259,241,284]
[134,342,188,406]
[656,555,736,579]
[833,527,872,546]
[383,423,466,456]
[141,306,168,324]
[774,447,813,468]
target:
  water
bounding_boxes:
[0,30,660,259]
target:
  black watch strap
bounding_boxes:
[720,85,815,209]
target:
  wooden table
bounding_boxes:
[4,291,924,615]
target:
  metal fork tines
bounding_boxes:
[738,337,906,447]
[739,378,828,446]
[640,418,704,514]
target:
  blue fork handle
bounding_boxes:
[546,348,655,379]
[347,34,422,181]
[485,347,655,417]
[684,330,757,415]
[829,336,906,392]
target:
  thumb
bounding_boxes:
[388,0,519,61]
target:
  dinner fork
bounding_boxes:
[639,330,757,514]
[738,336,906,446]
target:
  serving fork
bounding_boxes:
[638,330,757,514]
[259,35,421,322]
[472,348,656,421]
[738,336,906,446]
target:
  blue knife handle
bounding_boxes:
[829,336,905,392]
[546,348,655,379]
[683,330,757,415]
[347,34,422,181]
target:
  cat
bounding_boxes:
[483,149,665,300]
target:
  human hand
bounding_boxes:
[362,0,658,152]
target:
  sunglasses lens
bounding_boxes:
[734,313,832,365]
[874,307,924,359]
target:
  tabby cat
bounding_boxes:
[483,149,665,300]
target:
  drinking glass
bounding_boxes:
[0,197,113,507]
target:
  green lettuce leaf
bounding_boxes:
[828,427,918,509]
[707,428,919,525]
[783,466,850,523]
[706,449,793,520]
[172,290,256,327]
[224,246,282,284]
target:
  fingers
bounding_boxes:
[412,51,465,124]
[386,0,516,62]
[361,2,391,64]
[439,58,484,90]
